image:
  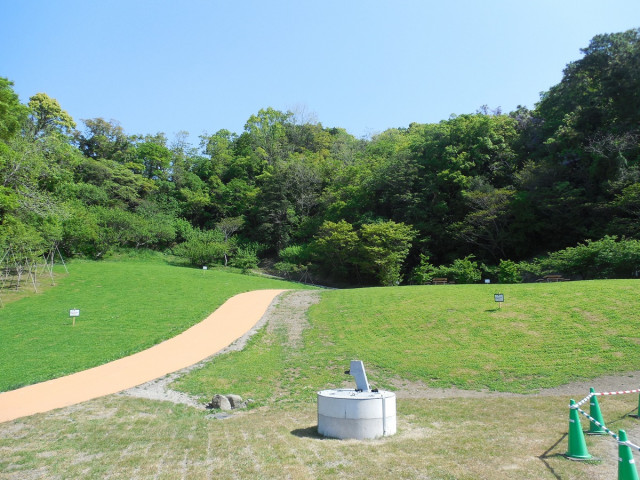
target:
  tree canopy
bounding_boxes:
[2,28,639,285]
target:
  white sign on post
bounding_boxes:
[70,309,79,326]
[494,294,504,303]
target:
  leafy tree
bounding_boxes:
[253,155,324,250]
[452,187,516,262]
[174,228,236,267]
[216,216,244,241]
[27,93,76,138]
[244,107,293,164]
[535,28,640,197]
[0,78,28,142]
[274,244,311,280]
[135,141,172,180]
[357,220,415,286]
[75,118,134,163]
[311,220,358,280]
[75,157,155,208]
[412,255,482,284]
[607,182,640,237]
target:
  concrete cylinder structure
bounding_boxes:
[317,388,396,440]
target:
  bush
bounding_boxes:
[498,259,522,283]
[278,244,310,265]
[539,236,640,279]
[412,255,482,284]
[411,254,438,285]
[173,228,229,266]
[445,256,482,284]
[230,245,259,272]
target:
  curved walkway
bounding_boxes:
[0,289,286,423]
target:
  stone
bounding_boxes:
[209,394,232,410]
[226,394,243,408]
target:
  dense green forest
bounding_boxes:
[1,28,639,285]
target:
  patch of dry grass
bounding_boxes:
[1,390,639,479]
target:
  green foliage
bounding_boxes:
[0,77,29,141]
[274,244,311,280]
[412,254,483,284]
[411,254,437,284]
[2,28,640,282]
[311,220,358,279]
[539,235,640,279]
[27,92,76,138]
[173,228,229,266]
[278,244,308,264]
[357,220,415,286]
[135,141,171,180]
[498,259,522,284]
[75,118,134,163]
[230,244,260,272]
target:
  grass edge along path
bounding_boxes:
[0,258,314,392]
[174,280,640,408]
[0,289,286,423]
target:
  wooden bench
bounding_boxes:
[432,277,448,285]
[537,275,569,282]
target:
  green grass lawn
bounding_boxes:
[175,280,640,405]
[0,257,311,392]
[2,268,640,479]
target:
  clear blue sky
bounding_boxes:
[1,1,639,143]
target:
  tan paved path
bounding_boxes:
[0,289,286,423]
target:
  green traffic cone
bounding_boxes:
[589,388,607,435]
[618,429,639,480]
[565,399,592,460]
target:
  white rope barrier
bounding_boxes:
[570,388,640,452]
[595,388,640,397]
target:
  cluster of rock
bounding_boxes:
[206,394,251,411]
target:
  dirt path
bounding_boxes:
[0,289,286,423]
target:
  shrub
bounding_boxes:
[498,259,522,283]
[278,244,310,265]
[412,255,482,284]
[539,236,640,279]
[230,245,259,272]
[173,228,229,266]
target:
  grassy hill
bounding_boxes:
[174,280,640,405]
[2,261,640,479]
[0,257,311,392]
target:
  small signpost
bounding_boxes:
[494,293,504,309]
[69,309,80,326]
